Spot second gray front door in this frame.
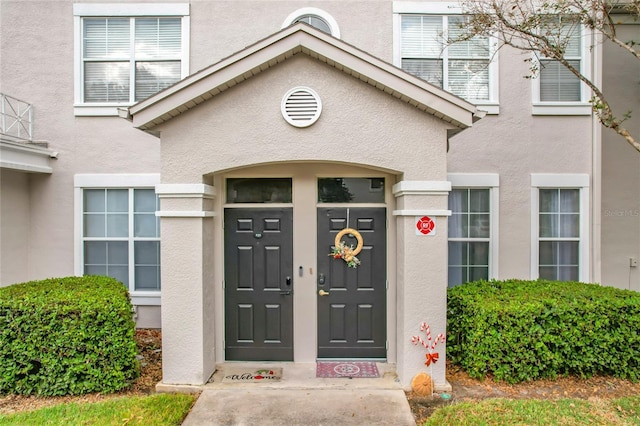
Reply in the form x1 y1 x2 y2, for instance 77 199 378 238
316 207 387 358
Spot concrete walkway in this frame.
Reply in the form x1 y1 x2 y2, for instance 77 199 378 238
161 363 417 425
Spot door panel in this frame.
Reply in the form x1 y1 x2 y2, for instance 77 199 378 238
317 208 387 358
224 208 293 361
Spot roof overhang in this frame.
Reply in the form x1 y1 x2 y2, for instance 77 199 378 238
126 23 482 133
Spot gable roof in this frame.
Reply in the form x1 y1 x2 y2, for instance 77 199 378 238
126 23 483 132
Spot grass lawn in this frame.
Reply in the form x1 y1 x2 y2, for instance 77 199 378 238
425 395 640 425
0 393 196 426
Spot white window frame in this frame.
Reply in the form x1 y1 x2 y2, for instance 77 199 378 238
448 173 500 284
530 173 590 281
74 173 161 305
73 3 190 117
531 23 592 115
393 2 500 114
282 7 341 38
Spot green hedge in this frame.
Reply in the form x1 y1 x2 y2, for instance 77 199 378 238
447 279 640 383
0 276 139 396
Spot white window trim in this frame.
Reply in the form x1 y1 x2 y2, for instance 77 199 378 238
392 2 500 114
73 3 190 116
530 173 590 281
282 7 341 38
448 173 500 281
74 173 161 305
531 25 593 115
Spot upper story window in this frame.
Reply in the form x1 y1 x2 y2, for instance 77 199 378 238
74 4 190 116
82 17 181 103
401 15 490 101
532 18 591 115
282 8 341 38
295 15 331 34
393 3 499 114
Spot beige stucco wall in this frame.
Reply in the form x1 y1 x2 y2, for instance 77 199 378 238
4 0 639 390
189 1 393 71
1 1 162 282
0 0 604 294
448 44 593 281
153 51 455 387
601 23 640 291
0 170 31 286
0 1 162 325
157 54 449 182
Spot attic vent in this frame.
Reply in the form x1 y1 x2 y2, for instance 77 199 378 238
281 87 322 127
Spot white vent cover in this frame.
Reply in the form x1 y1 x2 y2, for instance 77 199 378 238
281 87 322 127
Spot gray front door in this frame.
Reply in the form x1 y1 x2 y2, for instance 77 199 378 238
224 208 293 361
317 208 387 358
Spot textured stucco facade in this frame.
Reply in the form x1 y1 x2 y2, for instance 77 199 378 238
1 0 638 390
135 27 468 387
601 23 640 292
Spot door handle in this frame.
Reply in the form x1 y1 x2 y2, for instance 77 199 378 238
318 289 330 296
281 276 292 295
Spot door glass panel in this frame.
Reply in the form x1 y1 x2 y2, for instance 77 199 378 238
226 178 292 203
317 178 385 203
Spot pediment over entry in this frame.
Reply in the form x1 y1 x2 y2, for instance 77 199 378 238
125 23 483 133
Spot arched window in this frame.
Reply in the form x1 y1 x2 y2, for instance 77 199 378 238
294 14 331 34
282 8 340 38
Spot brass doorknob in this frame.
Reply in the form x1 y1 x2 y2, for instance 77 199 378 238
318 289 330 296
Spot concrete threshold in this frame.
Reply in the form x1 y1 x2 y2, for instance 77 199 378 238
156 362 451 394
166 362 417 426
157 362 403 393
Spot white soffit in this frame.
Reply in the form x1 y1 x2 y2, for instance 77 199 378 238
127 24 480 132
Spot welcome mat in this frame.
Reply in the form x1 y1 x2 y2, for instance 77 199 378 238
222 367 282 383
316 361 379 378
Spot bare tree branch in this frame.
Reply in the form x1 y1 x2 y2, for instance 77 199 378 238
458 0 640 153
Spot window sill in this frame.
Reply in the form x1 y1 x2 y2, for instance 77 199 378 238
474 103 499 115
131 294 161 306
74 104 132 117
532 103 592 116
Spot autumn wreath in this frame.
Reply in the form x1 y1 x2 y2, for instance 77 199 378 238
329 228 363 268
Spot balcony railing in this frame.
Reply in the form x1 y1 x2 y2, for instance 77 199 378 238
1 93 33 141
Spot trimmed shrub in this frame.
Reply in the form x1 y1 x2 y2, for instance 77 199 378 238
447 279 640 383
0 276 139 395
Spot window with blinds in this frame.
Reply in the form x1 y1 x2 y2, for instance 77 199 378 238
400 15 491 102
539 20 582 102
82 17 182 103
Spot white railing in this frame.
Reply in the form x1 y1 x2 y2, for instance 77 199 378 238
1 93 33 141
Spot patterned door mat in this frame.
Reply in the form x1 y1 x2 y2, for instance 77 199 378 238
221 367 282 383
316 361 380 378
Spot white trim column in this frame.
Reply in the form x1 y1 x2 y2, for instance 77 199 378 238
392 181 451 390
156 183 217 385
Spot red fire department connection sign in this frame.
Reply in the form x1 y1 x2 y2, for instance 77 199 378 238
415 216 436 236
